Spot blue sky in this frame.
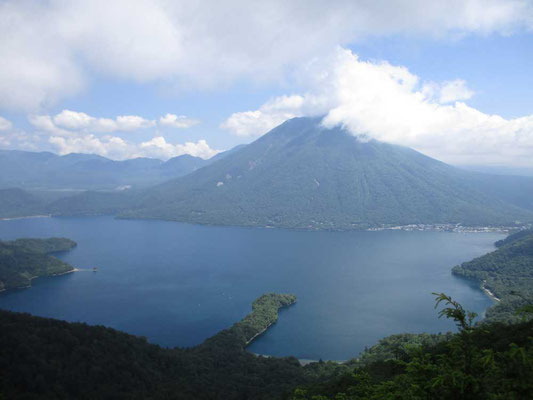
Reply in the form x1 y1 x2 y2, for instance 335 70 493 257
0 1 532 166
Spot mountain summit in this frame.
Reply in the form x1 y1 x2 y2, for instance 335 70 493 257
125 117 533 229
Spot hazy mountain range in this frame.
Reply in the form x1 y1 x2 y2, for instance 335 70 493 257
2 117 533 228
0 145 244 191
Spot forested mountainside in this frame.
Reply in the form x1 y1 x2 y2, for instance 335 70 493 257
0 238 76 291
3 118 533 229
453 229 533 323
0 188 46 218
124 117 533 229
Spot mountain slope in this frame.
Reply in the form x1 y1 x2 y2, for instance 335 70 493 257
124 117 533 229
0 188 47 218
0 150 213 190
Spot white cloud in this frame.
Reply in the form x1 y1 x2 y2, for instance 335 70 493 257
0 116 12 130
159 113 200 129
438 80 474 103
0 130 43 151
47 134 218 160
115 115 156 131
53 110 94 130
1 0 532 111
48 134 131 159
28 114 72 136
51 110 155 133
220 95 330 137
139 137 218 159
23 109 217 160
222 48 533 167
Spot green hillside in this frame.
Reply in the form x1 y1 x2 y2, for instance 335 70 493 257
453 229 533 323
0 238 76 290
124 117 533 229
0 188 47 218
0 294 344 399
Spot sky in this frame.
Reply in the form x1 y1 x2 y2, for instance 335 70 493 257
0 0 532 167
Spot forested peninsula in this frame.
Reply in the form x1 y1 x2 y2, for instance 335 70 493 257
453 229 533 322
0 292 347 399
0 238 76 291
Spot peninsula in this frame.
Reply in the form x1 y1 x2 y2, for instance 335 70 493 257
204 293 297 349
452 229 533 323
0 237 77 291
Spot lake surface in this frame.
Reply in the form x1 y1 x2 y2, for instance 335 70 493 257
0 216 502 360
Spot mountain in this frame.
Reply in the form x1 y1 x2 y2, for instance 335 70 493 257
123 117 533 229
0 188 47 218
0 149 232 190
0 145 248 218
460 165 533 177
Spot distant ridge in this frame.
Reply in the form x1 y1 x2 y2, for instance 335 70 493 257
123 117 533 229
0 146 244 191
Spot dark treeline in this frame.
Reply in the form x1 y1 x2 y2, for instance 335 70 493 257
0 294 344 399
289 294 533 400
1 293 532 399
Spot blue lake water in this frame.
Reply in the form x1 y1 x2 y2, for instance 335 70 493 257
0 216 502 360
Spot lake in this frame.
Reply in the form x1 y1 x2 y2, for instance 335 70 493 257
0 216 502 360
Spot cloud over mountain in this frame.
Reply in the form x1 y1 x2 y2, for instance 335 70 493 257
222 49 533 167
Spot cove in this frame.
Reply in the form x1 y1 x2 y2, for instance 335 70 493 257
0 216 502 360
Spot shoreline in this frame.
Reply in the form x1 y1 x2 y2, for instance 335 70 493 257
117 215 530 233
0 214 51 221
481 280 501 302
252 353 345 366
245 322 273 346
3 213 528 235
52 268 79 276
4 268 80 291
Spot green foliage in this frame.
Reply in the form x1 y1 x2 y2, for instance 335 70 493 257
452 230 533 322
495 229 533 247
433 292 477 331
289 295 533 400
351 332 452 367
0 238 76 290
